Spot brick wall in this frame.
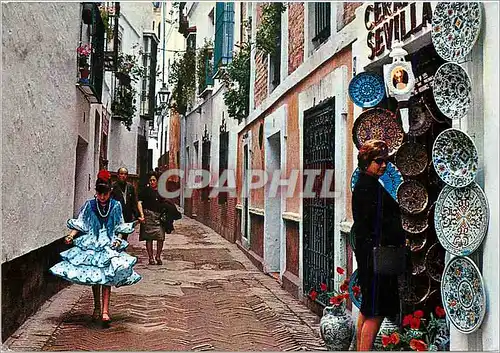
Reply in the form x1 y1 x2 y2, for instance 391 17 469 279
287 3 304 75
196 196 238 244
253 4 268 108
343 2 362 27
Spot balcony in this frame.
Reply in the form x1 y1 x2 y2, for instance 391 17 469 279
198 47 214 97
140 31 159 121
76 2 106 103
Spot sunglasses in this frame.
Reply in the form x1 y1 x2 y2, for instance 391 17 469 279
373 158 388 165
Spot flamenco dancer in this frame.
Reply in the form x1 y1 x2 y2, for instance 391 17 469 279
50 170 141 326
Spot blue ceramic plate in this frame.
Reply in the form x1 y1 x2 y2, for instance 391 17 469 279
348 72 386 108
349 269 362 309
350 162 404 202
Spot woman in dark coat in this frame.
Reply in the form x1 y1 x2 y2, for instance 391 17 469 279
351 140 406 351
137 171 180 265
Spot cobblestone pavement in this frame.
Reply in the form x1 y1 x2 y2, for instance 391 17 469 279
4 216 326 351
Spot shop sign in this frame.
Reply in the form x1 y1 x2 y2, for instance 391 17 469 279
365 2 433 60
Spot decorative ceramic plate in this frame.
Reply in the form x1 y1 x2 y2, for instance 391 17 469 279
350 162 404 202
348 269 362 309
433 63 472 120
435 182 489 256
412 250 427 276
432 2 482 62
399 274 431 305
353 108 404 156
441 256 486 334
402 213 429 234
397 180 428 214
432 128 478 188
408 100 433 137
407 231 428 252
395 142 429 176
425 243 446 282
349 72 386 108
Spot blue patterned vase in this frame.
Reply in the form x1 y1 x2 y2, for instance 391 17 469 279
319 304 354 351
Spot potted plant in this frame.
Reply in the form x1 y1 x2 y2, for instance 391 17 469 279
378 306 449 351
309 267 356 351
77 44 92 84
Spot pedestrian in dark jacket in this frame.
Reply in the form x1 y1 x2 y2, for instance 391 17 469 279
351 140 406 351
111 167 139 241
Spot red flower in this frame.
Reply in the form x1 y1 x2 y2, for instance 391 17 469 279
97 170 111 181
409 339 428 351
309 289 318 301
413 310 425 319
320 283 327 292
435 306 446 318
336 267 345 275
389 332 400 345
352 285 361 296
340 283 348 292
410 317 421 330
329 295 343 306
381 335 391 347
402 314 413 327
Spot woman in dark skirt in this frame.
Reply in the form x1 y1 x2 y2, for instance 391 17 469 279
137 171 179 265
351 140 406 351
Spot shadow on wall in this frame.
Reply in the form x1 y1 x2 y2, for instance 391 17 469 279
1 238 71 342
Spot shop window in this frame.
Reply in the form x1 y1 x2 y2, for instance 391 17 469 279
213 2 234 76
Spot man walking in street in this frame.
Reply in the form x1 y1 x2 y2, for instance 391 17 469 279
112 167 139 241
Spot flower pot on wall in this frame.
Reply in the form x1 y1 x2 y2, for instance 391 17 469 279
319 304 354 351
79 67 90 84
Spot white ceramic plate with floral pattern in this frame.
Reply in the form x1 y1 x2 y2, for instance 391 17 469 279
435 182 489 256
432 128 478 188
432 2 482 62
433 63 472 120
441 256 486 334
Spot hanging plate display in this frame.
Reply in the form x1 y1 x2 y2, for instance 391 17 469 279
407 231 428 252
348 269 362 309
408 100 433 137
433 63 472 120
348 72 386 108
402 213 429 234
435 182 489 256
441 256 486 334
395 142 429 176
425 243 446 283
431 2 482 63
353 108 404 156
432 128 478 188
399 274 432 305
412 250 427 276
350 162 404 202
397 180 428 214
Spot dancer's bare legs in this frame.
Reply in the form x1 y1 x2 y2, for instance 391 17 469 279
358 316 383 351
92 285 101 320
101 285 111 322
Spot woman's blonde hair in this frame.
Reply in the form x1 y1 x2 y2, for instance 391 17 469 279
357 139 389 171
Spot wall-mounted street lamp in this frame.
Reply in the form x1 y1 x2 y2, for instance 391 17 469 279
383 40 415 133
158 83 171 107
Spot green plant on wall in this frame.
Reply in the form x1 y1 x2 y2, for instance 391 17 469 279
197 39 213 94
99 6 114 42
255 2 286 55
169 47 196 115
112 50 144 130
222 42 251 123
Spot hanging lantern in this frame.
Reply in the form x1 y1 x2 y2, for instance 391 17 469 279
383 41 415 133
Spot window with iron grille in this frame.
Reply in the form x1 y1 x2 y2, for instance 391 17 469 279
312 2 331 47
213 2 234 76
218 118 229 204
140 33 158 120
269 11 282 92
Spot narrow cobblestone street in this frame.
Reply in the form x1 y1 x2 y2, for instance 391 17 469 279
4 217 325 351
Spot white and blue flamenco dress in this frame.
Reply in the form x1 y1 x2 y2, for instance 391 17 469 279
50 198 141 287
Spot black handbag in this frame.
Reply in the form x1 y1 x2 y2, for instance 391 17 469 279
372 185 407 275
